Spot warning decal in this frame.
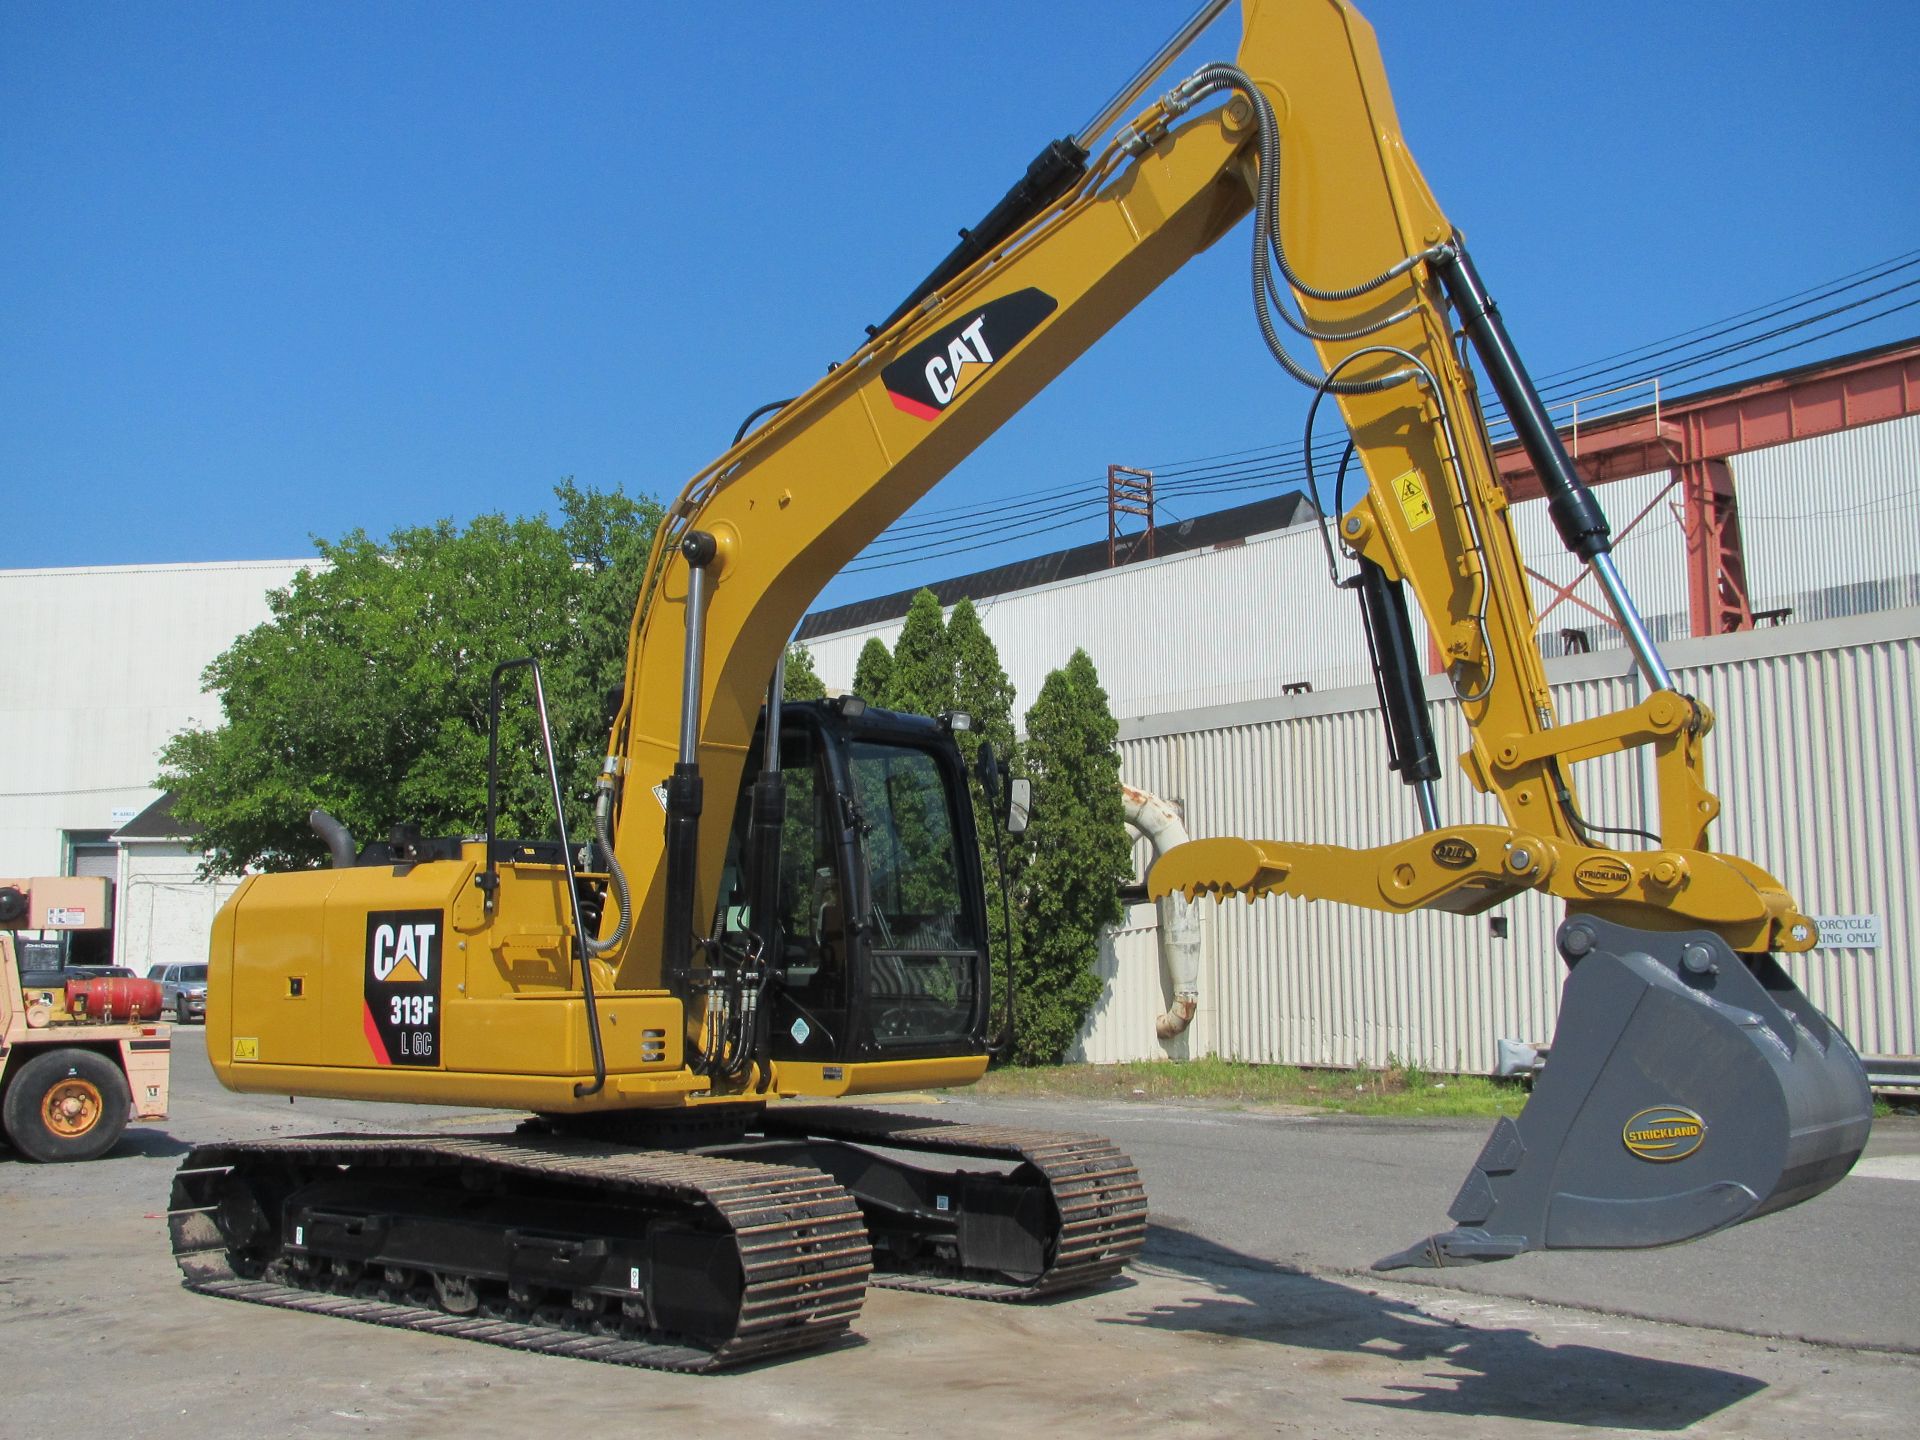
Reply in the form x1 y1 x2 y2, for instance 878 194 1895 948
1392 470 1436 531
363 909 443 1067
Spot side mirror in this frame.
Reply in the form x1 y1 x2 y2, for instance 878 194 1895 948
1006 777 1031 836
974 741 1001 803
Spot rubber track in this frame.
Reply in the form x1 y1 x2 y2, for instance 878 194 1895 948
169 1134 871 1372
756 1107 1147 1299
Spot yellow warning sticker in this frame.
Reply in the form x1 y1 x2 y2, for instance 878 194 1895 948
232 1036 260 1062
1393 470 1436 531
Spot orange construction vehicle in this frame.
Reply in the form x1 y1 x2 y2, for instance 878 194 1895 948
3 876 171 1162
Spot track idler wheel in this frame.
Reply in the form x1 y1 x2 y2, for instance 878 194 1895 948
1377 916 1872 1270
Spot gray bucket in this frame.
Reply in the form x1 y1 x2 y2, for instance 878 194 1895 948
1377 915 1873 1270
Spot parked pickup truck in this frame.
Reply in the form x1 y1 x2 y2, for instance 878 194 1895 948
149 962 208 1024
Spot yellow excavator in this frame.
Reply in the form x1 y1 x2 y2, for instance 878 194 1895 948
170 0 1872 1368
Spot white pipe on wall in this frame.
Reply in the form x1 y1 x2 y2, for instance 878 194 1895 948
1122 784 1202 1039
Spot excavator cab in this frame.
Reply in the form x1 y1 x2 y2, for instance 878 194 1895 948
710 701 993 1069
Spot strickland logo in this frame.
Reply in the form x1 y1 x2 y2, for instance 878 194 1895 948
882 288 1058 420
1622 1105 1707 1162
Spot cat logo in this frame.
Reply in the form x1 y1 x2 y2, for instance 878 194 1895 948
924 316 994 405
370 918 437 984
363 909 444 1068
882 288 1057 420
1623 1106 1707 1162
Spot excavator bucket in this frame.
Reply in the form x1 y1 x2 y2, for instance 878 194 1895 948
1376 916 1872 1270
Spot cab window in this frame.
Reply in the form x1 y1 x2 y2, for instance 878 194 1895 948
846 741 978 1043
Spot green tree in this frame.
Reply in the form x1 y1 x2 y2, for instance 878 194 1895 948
1013 649 1130 1064
782 642 827 702
947 599 1016 773
883 588 953 714
851 636 894 704
947 598 1024 1054
160 483 662 874
554 477 665 703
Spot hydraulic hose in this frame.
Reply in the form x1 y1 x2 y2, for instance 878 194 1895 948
582 777 631 959
1302 344 1499 706
1160 63 1440 394
732 397 796 447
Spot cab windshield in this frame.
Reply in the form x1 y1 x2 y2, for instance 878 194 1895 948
711 724 983 1056
846 740 978 1044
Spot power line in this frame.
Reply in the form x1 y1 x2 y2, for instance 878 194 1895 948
845 505 1115 573
1522 250 1920 397
1635 294 1920 392
843 250 1920 580
855 494 1107 561
1494 271 1920 430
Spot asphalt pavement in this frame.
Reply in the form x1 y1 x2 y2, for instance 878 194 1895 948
918 1091 1920 1353
2 1032 1914 1439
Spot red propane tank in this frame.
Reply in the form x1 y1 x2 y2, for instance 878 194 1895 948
65 976 164 1023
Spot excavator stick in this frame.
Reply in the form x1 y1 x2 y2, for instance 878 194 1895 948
1376 916 1872 1270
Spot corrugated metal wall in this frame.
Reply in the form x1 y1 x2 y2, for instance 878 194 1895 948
1733 412 1920 621
1081 607 1920 1071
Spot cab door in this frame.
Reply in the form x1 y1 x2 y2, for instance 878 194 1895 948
711 719 853 1063
836 736 987 1060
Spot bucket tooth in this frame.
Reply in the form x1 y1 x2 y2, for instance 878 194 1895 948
1374 1228 1526 1271
1447 1170 1497 1227
1377 917 1872 1272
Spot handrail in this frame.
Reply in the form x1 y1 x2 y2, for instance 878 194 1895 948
481 657 608 1099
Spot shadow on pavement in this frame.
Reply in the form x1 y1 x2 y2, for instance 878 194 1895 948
1114 1223 1764 1431
118 1126 196 1158
0 1125 194 1164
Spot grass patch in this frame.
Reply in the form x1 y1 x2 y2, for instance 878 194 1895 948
955 1058 1528 1118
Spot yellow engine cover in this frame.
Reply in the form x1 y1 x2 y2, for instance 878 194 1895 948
208 849 695 1112
207 846 987 1113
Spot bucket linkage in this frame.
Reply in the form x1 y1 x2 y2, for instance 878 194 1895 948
1377 915 1872 1270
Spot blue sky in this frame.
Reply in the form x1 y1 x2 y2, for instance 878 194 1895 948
5 1 1917 613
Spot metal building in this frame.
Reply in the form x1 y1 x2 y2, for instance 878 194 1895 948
802 412 1920 720
0 558 305 886
112 791 250 977
802 499 1379 717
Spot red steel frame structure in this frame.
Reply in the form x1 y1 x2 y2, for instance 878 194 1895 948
1493 337 1920 639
